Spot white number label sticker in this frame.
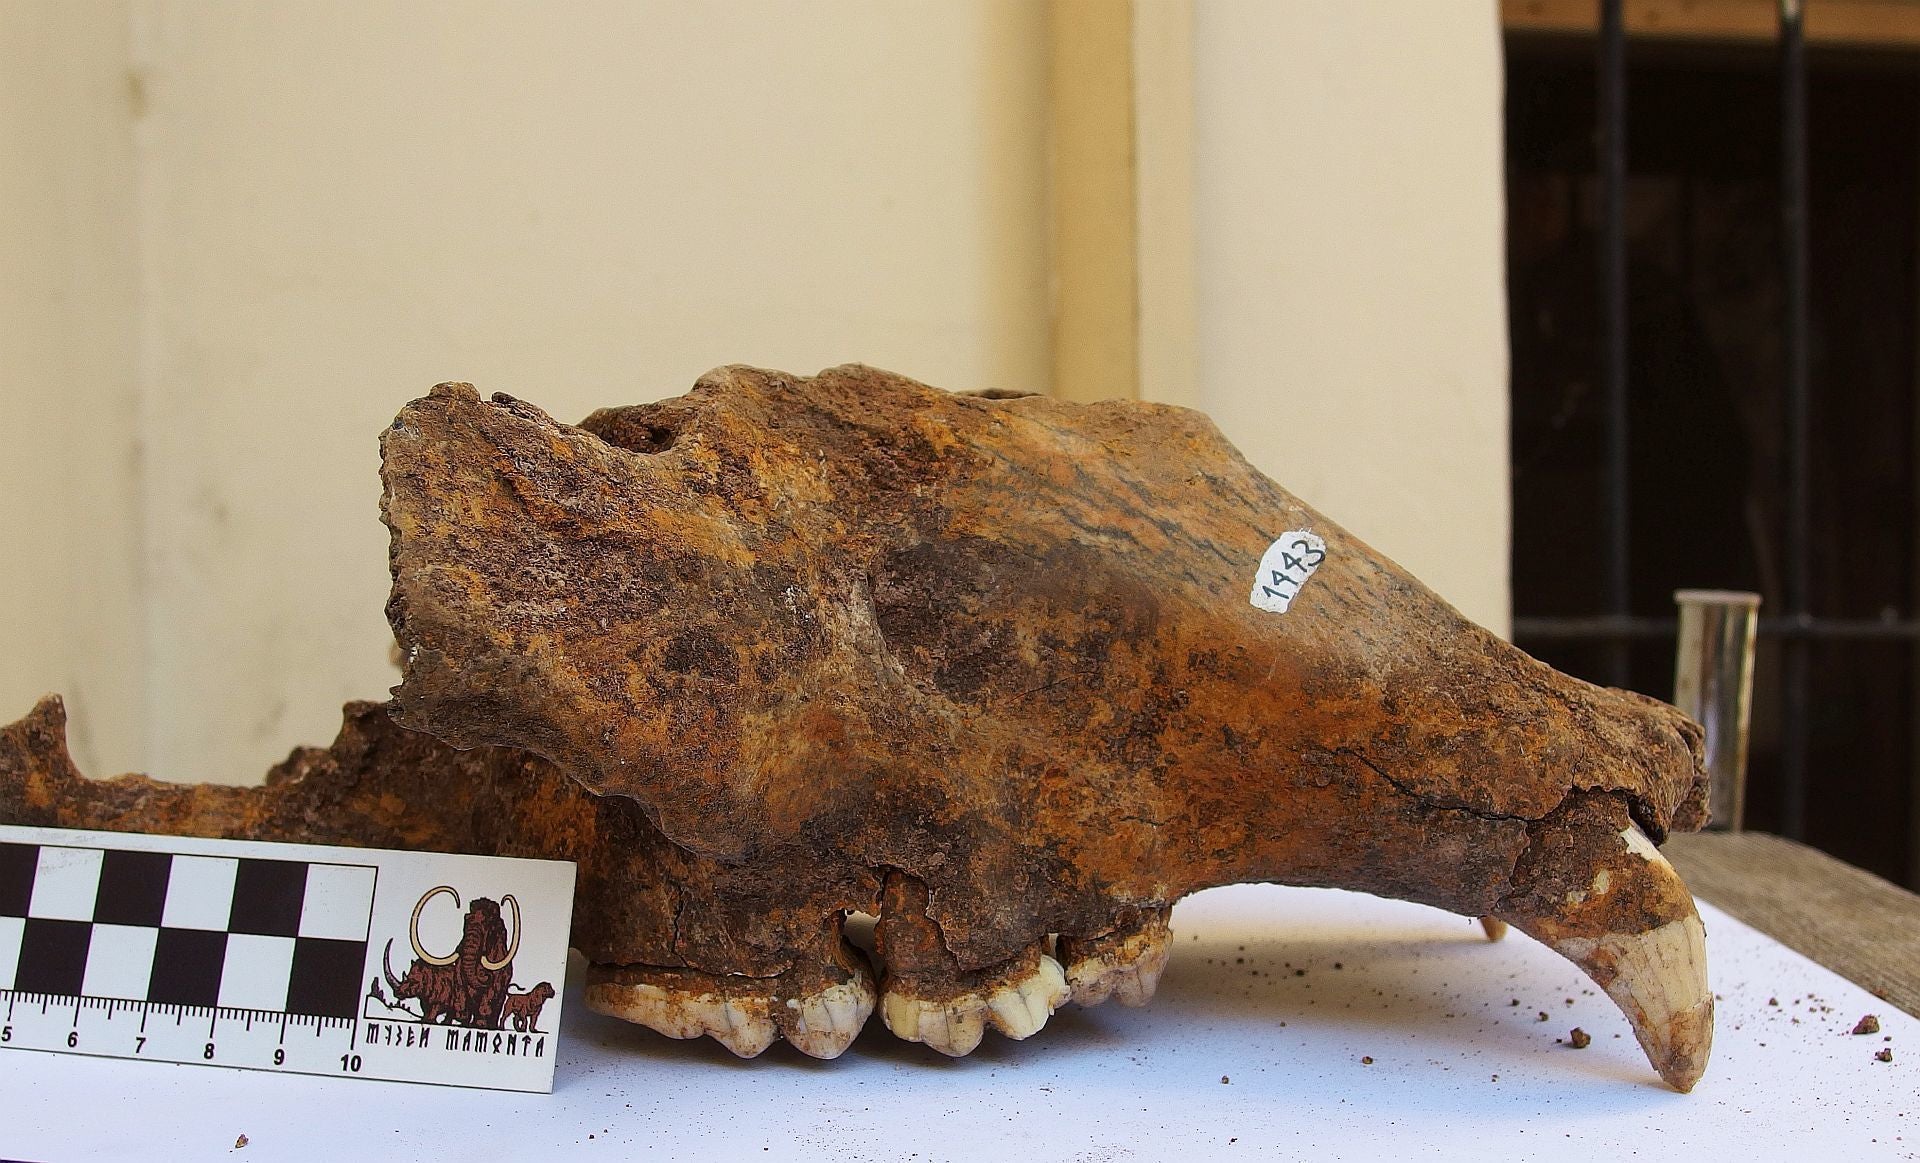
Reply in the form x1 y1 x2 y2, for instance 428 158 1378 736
1249 531 1327 615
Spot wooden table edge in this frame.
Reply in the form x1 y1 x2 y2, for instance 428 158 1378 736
1666 831 1920 1019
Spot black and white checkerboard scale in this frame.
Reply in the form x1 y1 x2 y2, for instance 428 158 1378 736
0 839 377 1073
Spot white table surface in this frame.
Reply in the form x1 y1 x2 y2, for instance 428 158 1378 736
3 883 1912 1161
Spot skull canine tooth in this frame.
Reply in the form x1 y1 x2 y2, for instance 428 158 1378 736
1553 913 1712 1093
1496 804 1714 1092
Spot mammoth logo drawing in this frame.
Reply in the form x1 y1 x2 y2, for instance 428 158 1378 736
371 885 554 1031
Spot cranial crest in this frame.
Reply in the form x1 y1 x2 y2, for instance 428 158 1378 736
0 364 1716 1090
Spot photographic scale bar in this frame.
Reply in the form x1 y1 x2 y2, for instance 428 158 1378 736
0 824 576 1093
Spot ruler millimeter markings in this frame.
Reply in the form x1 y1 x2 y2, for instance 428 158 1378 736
0 824 576 1092
4 993 357 1075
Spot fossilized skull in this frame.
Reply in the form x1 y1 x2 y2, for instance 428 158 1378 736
0 364 1714 1090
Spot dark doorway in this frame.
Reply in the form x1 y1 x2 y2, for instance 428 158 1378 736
1505 36 1920 887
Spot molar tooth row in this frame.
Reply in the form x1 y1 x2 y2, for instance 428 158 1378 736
879 953 1070 1056
584 979 779 1058
585 911 1163 1062
583 959 876 1060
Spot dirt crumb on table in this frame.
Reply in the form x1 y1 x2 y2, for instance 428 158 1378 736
1569 1028 1592 1049
1853 1015 1882 1036
1876 1049 1894 1063
233 1135 248 1150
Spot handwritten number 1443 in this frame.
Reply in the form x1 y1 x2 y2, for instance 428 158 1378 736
1261 538 1325 602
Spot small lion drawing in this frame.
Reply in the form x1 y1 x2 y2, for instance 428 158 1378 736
500 981 556 1032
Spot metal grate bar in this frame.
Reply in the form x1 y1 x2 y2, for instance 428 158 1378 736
1515 616 1920 642
1598 0 1632 688
1779 0 1813 840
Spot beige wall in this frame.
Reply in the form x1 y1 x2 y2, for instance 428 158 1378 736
2 0 1509 784
0 0 145 777
131 0 1050 782
1191 0 1511 632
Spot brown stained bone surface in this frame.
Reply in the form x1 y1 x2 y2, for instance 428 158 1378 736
0 364 1718 1087
0 698 665 969
364 363 1717 1089
0 697 875 1058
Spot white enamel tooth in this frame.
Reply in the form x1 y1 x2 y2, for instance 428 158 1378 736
584 980 678 1037
585 980 778 1058
1554 913 1711 1093
715 999 778 1058
1619 825 1663 862
783 976 875 1060
1118 944 1171 1007
920 1000 985 1056
1019 990 1049 1032
1095 968 1131 1007
1065 924 1171 1008
883 948 1072 1052
880 989 921 1040
973 955 1068 1040
1066 959 1117 1006
1544 832 1714 1093
824 988 865 1033
1071 975 1112 1006
946 1001 986 1056
988 984 1042 1039
881 988 987 1056
793 995 824 1033
1022 955 1070 1027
